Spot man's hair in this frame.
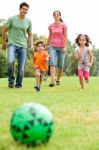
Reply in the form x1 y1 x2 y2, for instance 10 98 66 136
19 2 29 9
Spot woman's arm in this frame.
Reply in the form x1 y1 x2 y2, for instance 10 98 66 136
46 31 51 50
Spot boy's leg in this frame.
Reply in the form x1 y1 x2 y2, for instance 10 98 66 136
34 69 41 91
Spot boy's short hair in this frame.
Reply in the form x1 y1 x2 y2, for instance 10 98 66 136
35 41 45 48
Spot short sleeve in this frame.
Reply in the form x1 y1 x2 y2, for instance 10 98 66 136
27 20 32 32
48 24 52 31
63 23 67 30
5 17 12 29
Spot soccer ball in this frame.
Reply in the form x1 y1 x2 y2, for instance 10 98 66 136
10 103 54 146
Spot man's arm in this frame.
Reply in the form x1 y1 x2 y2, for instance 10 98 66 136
28 31 34 51
2 27 9 49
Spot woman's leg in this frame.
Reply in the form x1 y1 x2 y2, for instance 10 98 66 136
56 50 65 84
48 46 57 86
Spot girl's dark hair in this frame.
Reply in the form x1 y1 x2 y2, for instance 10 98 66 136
19 2 29 9
75 34 92 47
53 10 63 22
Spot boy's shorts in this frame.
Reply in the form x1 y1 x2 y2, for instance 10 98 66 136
35 68 45 77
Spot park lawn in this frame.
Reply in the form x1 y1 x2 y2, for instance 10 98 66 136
0 76 99 150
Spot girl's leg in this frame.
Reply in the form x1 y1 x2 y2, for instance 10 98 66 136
78 69 84 89
84 71 89 83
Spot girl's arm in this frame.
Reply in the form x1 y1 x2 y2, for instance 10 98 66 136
88 50 94 67
74 50 81 60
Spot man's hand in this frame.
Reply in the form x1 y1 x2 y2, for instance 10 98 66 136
2 41 6 49
30 45 34 53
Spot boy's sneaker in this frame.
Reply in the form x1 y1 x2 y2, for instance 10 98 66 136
36 87 40 91
34 86 40 91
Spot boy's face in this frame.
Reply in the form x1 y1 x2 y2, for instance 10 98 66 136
37 43 45 51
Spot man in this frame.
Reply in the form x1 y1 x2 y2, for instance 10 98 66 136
2 2 34 88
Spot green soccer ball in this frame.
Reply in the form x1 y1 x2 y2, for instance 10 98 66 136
10 103 54 146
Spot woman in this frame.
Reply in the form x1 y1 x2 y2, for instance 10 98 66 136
46 10 67 87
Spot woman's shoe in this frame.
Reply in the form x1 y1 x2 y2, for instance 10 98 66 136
49 83 55 87
56 80 60 85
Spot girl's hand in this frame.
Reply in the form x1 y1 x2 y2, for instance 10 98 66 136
88 63 92 67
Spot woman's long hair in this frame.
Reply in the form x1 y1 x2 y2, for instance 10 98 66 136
53 10 63 22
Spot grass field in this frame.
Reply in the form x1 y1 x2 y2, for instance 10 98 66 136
0 77 99 150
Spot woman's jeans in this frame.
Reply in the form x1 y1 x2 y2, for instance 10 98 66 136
48 46 65 69
7 44 27 87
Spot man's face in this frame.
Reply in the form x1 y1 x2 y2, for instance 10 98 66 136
20 6 29 16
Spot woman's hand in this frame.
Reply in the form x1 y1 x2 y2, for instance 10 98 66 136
62 48 66 54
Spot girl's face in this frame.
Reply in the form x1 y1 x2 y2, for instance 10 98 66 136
78 35 86 46
53 11 61 21
37 43 45 51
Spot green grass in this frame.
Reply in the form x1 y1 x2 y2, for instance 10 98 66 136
0 77 99 150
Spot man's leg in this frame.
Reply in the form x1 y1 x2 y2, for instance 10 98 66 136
15 47 27 88
7 45 16 88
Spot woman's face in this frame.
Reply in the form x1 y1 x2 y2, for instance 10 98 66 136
53 11 61 21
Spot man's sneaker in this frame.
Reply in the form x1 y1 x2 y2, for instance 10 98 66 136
8 82 14 88
15 85 22 88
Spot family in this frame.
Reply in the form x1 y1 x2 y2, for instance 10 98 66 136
2 2 94 90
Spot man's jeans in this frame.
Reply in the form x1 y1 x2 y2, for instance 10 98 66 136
7 44 27 87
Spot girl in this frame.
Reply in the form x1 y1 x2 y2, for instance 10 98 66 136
75 34 94 89
46 10 67 87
